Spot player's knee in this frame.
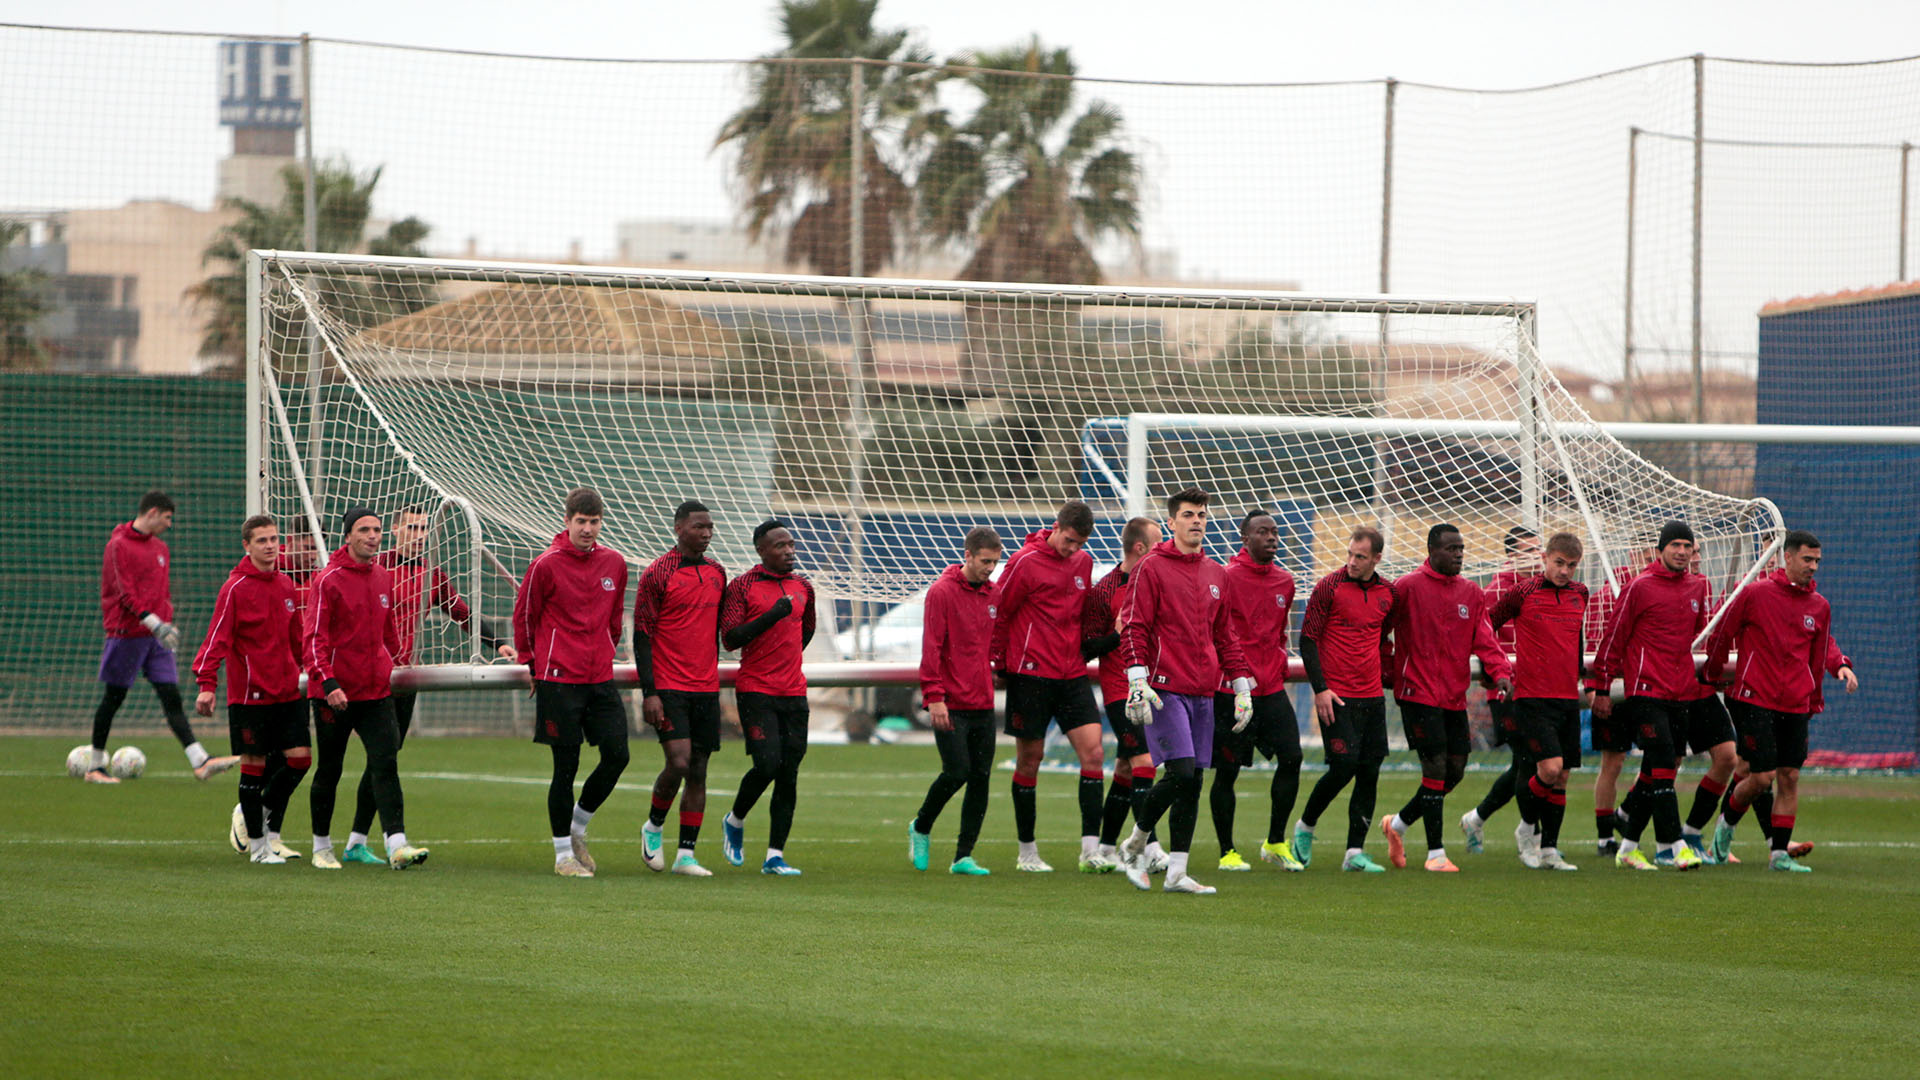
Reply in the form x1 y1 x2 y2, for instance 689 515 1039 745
1539 761 1566 787
1443 756 1467 791
1323 756 1356 782
601 742 631 772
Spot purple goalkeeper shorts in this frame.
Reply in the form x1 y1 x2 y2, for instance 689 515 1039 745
98 636 177 689
1145 692 1213 766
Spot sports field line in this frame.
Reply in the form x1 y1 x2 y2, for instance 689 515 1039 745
9 832 1920 849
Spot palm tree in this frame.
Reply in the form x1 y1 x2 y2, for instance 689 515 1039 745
0 219 51 371
188 160 433 370
714 0 935 277
916 39 1142 284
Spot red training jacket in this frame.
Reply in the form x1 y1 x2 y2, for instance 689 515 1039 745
1221 549 1294 695
1584 561 1708 701
990 529 1094 681
304 548 400 702
1704 569 1851 715
100 521 172 637
633 548 727 693
1488 574 1588 700
919 564 998 710
379 554 474 666
1300 567 1396 699
193 557 303 705
512 533 628 685
722 565 816 697
1485 564 1530 649
1388 560 1512 710
1121 540 1250 697
1082 567 1132 706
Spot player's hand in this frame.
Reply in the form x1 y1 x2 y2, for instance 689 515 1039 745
642 693 666 730
1231 689 1254 733
1590 693 1611 720
928 701 952 732
194 690 214 717
1313 688 1343 727
325 688 348 710
768 595 795 621
1579 688 1595 709
1125 673 1160 727
1493 677 1513 703
142 613 180 652
1839 666 1858 693
496 644 518 662
1113 612 1124 634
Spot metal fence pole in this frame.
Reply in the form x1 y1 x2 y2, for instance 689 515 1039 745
847 61 872 672
1689 54 1705 485
299 33 326 528
1623 126 1639 421
1901 141 1912 281
1372 77 1396 547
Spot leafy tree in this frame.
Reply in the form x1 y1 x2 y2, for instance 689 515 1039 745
0 219 51 371
715 0 935 276
188 160 433 372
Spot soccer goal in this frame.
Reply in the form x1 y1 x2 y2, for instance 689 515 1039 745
246 251 1784 685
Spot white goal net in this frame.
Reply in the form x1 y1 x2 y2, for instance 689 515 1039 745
250 251 1782 668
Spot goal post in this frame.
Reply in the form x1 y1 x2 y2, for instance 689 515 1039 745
249 250 1790 684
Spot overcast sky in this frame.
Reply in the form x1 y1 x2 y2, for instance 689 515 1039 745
13 0 1920 87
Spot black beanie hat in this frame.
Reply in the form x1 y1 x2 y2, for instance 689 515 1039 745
341 506 378 540
1657 520 1694 550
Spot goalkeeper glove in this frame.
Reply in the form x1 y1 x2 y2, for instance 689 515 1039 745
1230 678 1255 733
1124 667 1161 727
141 613 180 652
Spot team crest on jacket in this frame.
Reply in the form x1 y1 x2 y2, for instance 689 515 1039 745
988 605 997 618
1074 576 1086 589
284 598 296 612
1275 594 1286 606
157 555 167 567
378 594 390 609
1209 584 1220 599
1457 603 1470 619
1802 614 1816 630
600 576 615 591
1691 599 1700 612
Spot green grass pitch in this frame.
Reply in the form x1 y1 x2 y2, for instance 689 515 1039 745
4 735 1918 1079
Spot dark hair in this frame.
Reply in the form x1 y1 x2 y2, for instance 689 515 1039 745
564 487 605 520
964 525 1003 555
753 518 791 545
1242 508 1276 528
399 504 429 519
241 514 276 543
674 500 710 524
1783 529 1821 553
1120 515 1158 556
1503 525 1538 555
1165 487 1209 517
1055 500 1095 537
1427 522 1462 550
138 491 175 515
1350 526 1384 555
1544 531 1583 559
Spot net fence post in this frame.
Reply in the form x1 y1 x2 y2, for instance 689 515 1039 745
299 35 325 527
1901 141 1911 282
1689 53 1705 486
1623 125 1639 421
1374 77 1397 547
245 250 264 518
847 59 871 670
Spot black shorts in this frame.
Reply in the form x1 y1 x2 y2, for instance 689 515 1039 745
1680 694 1735 756
1621 696 1686 757
1590 700 1637 754
1397 700 1471 758
1729 700 1811 773
228 699 310 756
532 680 629 749
651 689 722 754
1319 695 1388 765
1105 700 1149 760
1210 691 1302 769
1513 698 1582 771
1004 674 1098 740
739 692 809 768
1489 698 1517 748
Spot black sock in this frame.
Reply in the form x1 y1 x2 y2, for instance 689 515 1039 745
1649 770 1681 846
1543 787 1567 849
732 767 773 822
1167 769 1202 854
1770 812 1795 852
1268 757 1301 845
1595 805 1616 841
1210 763 1240 856
577 742 628 815
1421 784 1447 853
152 683 197 749
1078 768 1104 839
679 810 702 852
1347 762 1380 851
1301 759 1356 830
1100 773 1133 846
1129 766 1156 833
768 756 802 851
916 773 965 835
956 771 989 861
1752 790 1777 841
1396 785 1427 827
351 764 379 838
261 757 307 834
238 764 267 840
1138 773 1182 834
1621 778 1653 843
1516 772 1540 826
1475 763 1517 820
1688 776 1727 832
1011 774 1037 844
548 745 580 837
91 685 128 753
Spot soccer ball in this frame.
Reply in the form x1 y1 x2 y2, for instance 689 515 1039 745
109 746 147 780
66 745 93 778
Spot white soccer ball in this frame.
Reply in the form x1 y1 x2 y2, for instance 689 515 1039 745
109 746 147 780
66 745 93 778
